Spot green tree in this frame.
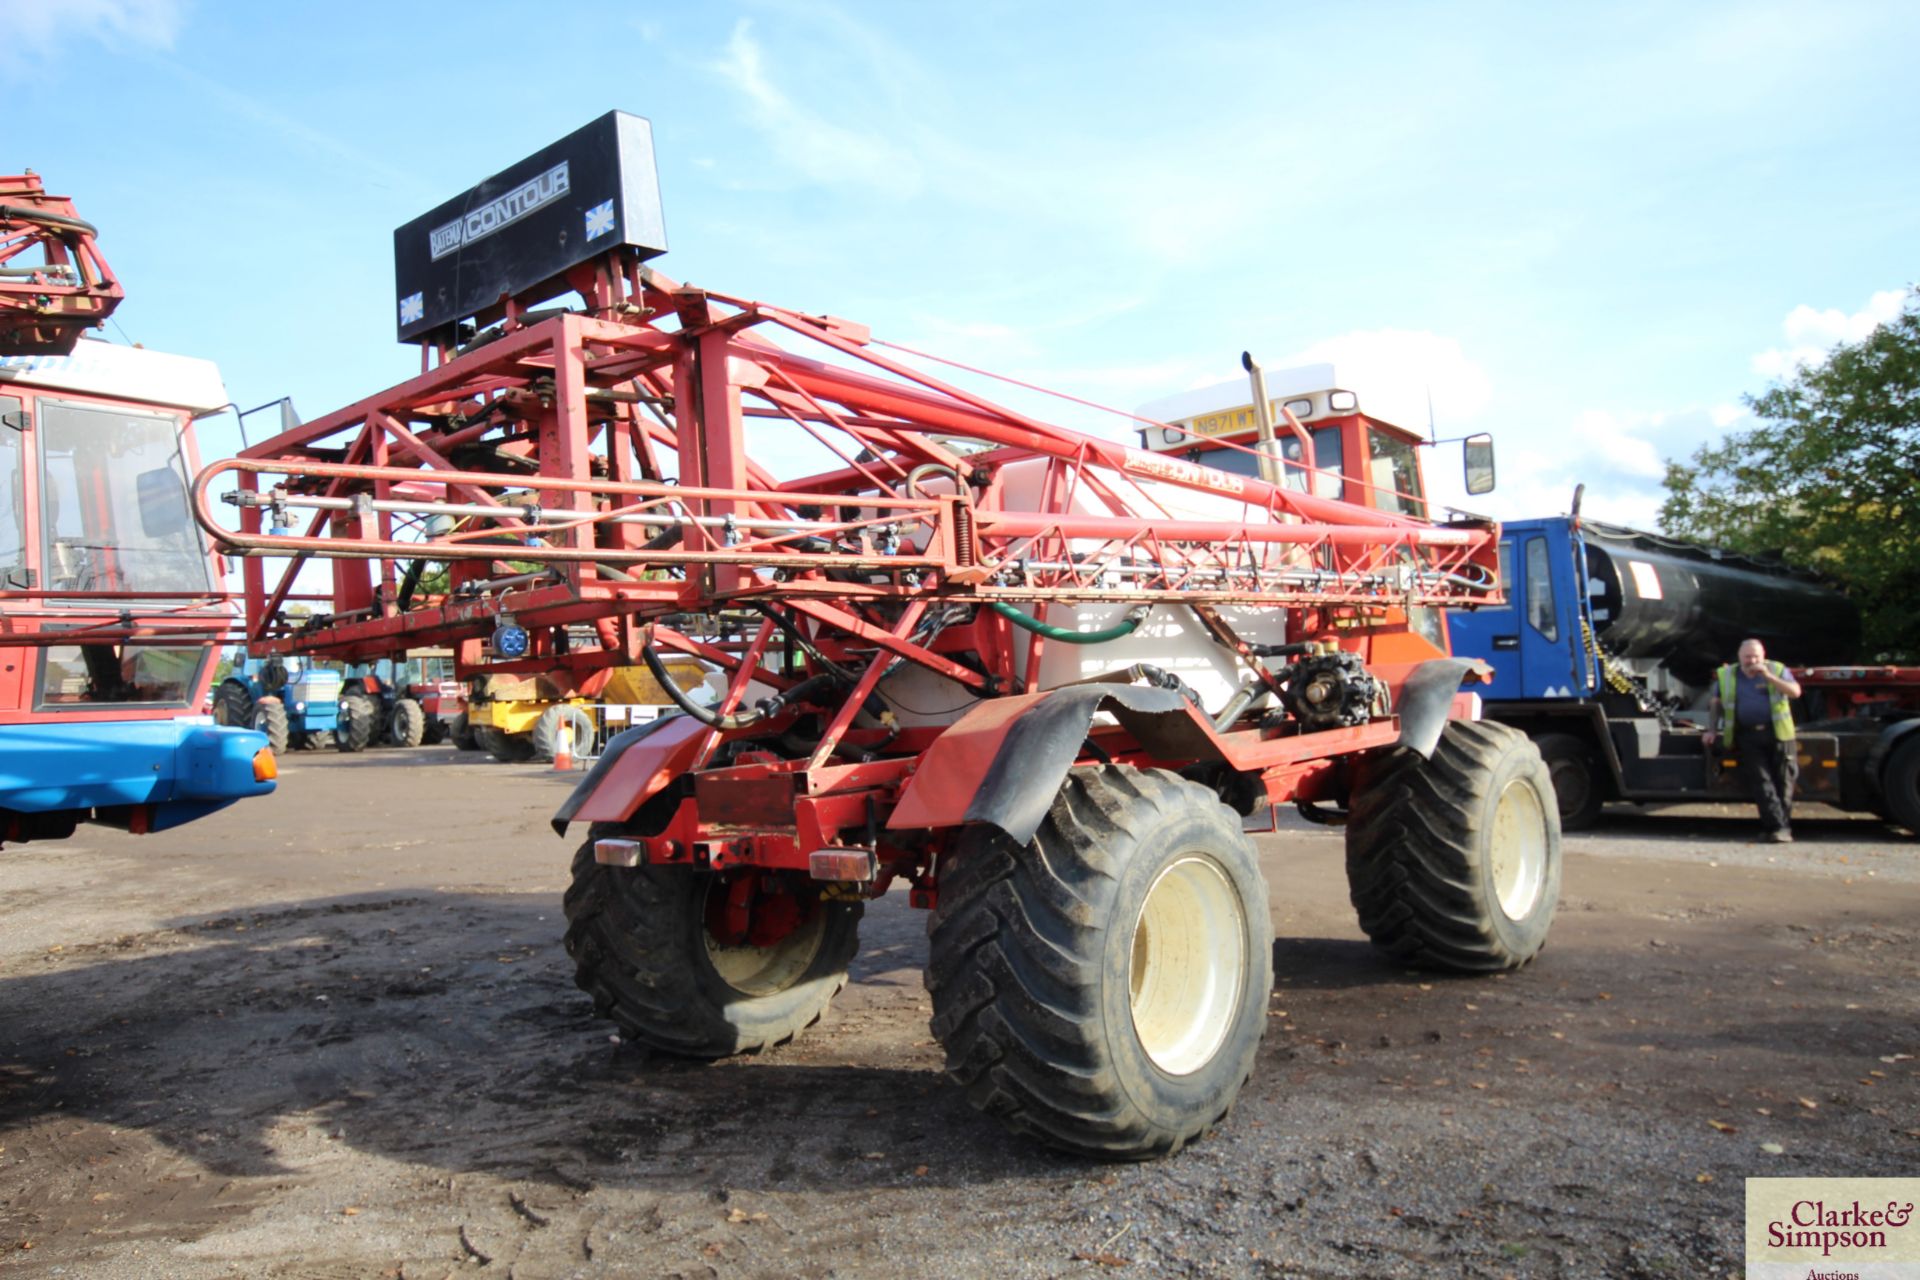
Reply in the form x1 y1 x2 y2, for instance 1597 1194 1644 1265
1660 289 1920 661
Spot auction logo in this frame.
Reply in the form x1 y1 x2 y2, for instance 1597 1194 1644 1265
1748 1178 1920 1278
429 162 571 261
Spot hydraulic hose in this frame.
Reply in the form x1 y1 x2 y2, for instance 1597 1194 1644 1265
990 601 1150 645
644 643 761 730
642 644 844 731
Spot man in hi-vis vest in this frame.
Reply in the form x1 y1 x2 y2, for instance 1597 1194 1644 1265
1705 638 1802 843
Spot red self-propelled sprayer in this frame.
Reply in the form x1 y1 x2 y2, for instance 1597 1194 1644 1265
193 113 1560 1159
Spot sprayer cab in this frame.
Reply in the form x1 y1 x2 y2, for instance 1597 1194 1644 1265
1134 363 1496 514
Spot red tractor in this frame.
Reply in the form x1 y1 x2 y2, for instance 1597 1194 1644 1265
2 173 275 848
193 114 1560 1158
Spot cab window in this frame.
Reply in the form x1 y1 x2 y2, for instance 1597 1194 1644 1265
38 399 212 601
1366 427 1427 518
1 397 23 586
1523 536 1557 641
37 641 206 709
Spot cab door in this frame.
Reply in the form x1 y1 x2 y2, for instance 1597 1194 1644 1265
1447 527 1576 700
1447 538 1525 699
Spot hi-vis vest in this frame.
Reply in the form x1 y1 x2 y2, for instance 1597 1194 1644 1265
1717 660 1795 742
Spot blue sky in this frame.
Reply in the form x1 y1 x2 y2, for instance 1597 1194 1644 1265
8 0 1916 526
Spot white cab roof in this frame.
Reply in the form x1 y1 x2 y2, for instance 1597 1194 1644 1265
1135 362 1345 424
0 338 229 416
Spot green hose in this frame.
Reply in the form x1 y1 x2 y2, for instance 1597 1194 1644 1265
989 601 1148 645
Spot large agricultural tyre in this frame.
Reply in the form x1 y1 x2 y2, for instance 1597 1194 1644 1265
563 823 863 1056
211 677 254 727
421 717 449 747
296 729 335 751
1533 732 1606 831
389 697 427 748
250 697 290 754
926 766 1273 1160
1880 735 1920 834
1346 720 1562 972
474 723 535 763
531 704 597 762
335 693 377 753
450 712 480 752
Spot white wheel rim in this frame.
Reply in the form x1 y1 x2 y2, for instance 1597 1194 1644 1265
1128 856 1246 1076
1489 777 1549 920
702 883 827 997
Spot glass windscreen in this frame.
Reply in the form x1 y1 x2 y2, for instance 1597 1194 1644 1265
38 398 213 601
1192 425 1344 498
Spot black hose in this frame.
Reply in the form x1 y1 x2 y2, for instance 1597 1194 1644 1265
0 204 98 236
642 644 844 731
644 643 761 730
1246 641 1318 659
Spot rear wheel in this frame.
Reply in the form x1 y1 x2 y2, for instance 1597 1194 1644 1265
927 766 1273 1159
1534 732 1605 831
336 694 377 753
475 723 534 763
250 697 289 754
389 697 426 748
1881 735 1920 834
211 678 254 727
532 704 596 762
1346 720 1561 972
564 825 862 1056
296 729 335 751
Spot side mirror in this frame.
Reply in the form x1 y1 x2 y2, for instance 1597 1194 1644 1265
136 465 193 538
1463 433 1496 496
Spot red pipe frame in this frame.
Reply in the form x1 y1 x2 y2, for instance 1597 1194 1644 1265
193 260 1505 874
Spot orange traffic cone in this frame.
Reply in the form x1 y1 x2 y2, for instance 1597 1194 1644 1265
553 720 574 771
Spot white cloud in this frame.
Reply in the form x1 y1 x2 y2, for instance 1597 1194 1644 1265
1569 409 1666 479
708 19 925 196
1280 329 1494 433
1750 288 1906 379
1709 402 1745 428
0 0 182 69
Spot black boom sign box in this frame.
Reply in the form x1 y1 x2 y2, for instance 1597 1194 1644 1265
392 111 668 344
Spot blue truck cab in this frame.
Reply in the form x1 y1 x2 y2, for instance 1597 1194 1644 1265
1446 514 1866 827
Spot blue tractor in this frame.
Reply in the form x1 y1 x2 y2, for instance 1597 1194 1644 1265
210 656 343 753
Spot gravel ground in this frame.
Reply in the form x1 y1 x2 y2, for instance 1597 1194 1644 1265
2 749 1915 1278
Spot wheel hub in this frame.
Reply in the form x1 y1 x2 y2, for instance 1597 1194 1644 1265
702 871 826 996
1489 778 1549 920
1128 855 1246 1076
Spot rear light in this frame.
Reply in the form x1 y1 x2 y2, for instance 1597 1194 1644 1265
809 847 877 882
253 749 278 782
594 837 645 867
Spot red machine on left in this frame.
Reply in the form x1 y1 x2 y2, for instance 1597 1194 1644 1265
0 173 276 848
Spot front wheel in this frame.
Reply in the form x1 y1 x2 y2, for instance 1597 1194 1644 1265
389 697 426 747
1346 720 1562 972
563 827 862 1056
336 694 377 753
250 697 290 754
450 712 480 752
211 678 254 727
927 766 1273 1160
